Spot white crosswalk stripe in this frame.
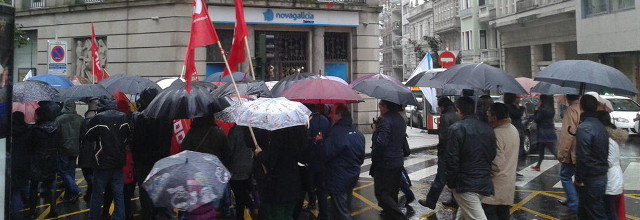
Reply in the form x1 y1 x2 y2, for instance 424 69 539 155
360 155 437 179
624 162 640 191
516 160 559 187
408 164 439 181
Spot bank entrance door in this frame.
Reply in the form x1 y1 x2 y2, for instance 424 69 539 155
255 31 308 81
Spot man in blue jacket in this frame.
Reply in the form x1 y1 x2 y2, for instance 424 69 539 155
315 104 365 220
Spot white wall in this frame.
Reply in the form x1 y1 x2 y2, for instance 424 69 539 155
576 0 640 54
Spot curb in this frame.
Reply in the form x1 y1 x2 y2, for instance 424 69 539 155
364 144 438 158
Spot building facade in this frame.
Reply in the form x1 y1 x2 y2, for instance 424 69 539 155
576 0 639 91
433 0 460 52
458 0 498 65
402 0 433 79
13 0 382 132
380 0 403 80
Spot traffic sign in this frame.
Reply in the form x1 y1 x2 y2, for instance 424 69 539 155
438 51 456 68
47 40 68 75
51 46 65 62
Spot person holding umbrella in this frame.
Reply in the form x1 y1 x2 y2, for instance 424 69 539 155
370 100 409 220
557 94 581 214
25 107 62 219
54 99 85 203
85 97 131 220
503 93 525 157
531 95 559 171
301 104 331 219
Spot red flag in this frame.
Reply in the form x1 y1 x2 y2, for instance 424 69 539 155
223 0 249 77
188 0 219 49
90 23 107 82
185 0 220 91
184 46 197 92
170 119 192 155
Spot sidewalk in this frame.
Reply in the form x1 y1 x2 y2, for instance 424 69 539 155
364 126 439 157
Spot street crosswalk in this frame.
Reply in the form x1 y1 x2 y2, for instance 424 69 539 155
360 154 640 191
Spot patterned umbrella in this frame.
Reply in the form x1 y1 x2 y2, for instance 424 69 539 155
28 74 74 89
99 74 161 95
231 97 311 131
12 80 60 103
143 151 231 211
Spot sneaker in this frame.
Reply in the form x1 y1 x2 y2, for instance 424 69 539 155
442 200 458 208
532 167 541 171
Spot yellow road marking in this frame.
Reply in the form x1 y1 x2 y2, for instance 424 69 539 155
350 206 374 216
352 191 382 211
510 191 539 214
628 215 640 220
419 210 437 218
519 206 559 220
539 192 566 200
353 182 374 191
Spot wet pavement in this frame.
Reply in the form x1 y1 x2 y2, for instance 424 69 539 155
20 133 640 219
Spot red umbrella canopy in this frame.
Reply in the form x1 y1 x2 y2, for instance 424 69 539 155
515 77 539 94
281 79 364 104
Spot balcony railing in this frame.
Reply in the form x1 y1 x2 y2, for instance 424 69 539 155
516 0 537 13
458 8 472 18
31 0 44 8
434 19 461 33
480 49 500 61
83 0 104 3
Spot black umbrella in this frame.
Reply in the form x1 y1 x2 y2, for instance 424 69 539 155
169 80 218 94
530 82 579 95
429 63 528 94
13 80 60 103
59 84 113 102
352 79 419 106
533 60 638 95
143 84 228 120
99 74 161 95
213 81 272 98
270 73 319 97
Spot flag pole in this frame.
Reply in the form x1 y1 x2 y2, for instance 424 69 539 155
216 42 262 154
243 36 256 80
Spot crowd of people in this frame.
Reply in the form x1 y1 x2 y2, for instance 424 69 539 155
8 87 628 220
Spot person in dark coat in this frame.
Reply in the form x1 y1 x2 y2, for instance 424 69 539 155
255 125 306 220
226 125 258 220
79 110 97 203
370 100 408 220
54 100 84 202
575 95 609 219
298 104 331 219
26 107 63 219
445 97 497 219
10 112 30 219
85 97 131 220
131 87 173 219
315 104 365 220
504 93 525 157
420 97 459 209
475 95 494 123
181 115 229 160
532 95 558 171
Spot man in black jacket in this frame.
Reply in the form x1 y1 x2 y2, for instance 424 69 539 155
131 88 173 219
420 97 459 208
445 97 496 220
85 97 131 220
370 100 408 220
575 95 609 219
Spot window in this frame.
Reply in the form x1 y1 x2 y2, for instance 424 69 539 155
479 0 485 6
613 0 634 10
584 0 609 15
480 30 487 49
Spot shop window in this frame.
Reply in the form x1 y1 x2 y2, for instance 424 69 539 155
324 32 349 62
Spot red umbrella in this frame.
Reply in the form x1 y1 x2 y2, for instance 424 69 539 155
281 79 363 104
515 77 538 94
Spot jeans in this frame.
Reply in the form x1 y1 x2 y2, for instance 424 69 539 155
535 142 558 168
373 166 406 220
399 168 414 204
328 192 354 220
452 191 487 220
90 169 125 220
560 163 579 212
578 177 607 220
482 204 510 220
425 159 448 208
11 186 29 219
58 155 81 197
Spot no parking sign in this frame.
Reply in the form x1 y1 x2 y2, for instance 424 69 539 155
47 40 68 75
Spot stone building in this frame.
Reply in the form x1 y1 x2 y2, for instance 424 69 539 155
402 0 433 78
380 0 403 79
433 0 459 52
13 0 382 132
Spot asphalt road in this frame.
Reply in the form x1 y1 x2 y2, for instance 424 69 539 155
20 134 640 219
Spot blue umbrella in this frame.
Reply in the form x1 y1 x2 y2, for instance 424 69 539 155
28 74 74 89
204 72 253 83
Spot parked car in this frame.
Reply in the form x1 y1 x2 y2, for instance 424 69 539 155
603 95 640 133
